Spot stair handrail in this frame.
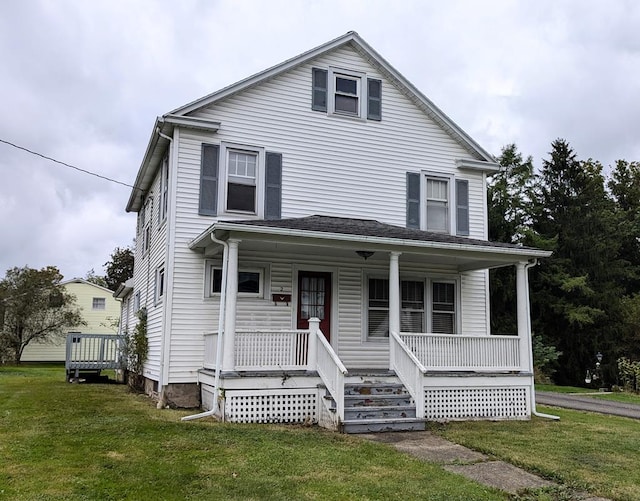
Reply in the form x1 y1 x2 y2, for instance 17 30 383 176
390 330 427 419
309 318 347 422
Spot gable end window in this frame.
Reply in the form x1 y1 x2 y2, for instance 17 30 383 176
92 297 106 310
311 67 381 121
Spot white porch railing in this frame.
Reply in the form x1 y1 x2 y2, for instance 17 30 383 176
400 333 521 371
390 331 426 418
315 328 347 421
203 332 218 370
203 330 310 371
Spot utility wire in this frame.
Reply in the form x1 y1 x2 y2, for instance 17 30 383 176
0 137 140 191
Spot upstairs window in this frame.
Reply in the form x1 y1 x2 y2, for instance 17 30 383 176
312 67 382 121
158 155 169 224
334 74 360 115
406 173 469 236
426 178 449 233
155 266 165 304
92 297 106 310
227 150 257 212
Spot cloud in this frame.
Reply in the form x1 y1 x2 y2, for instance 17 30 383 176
0 0 638 279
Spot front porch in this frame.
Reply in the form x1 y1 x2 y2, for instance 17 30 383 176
198 321 533 431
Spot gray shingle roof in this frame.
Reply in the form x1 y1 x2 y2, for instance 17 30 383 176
227 215 534 251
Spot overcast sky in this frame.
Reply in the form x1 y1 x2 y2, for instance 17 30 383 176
1 0 638 284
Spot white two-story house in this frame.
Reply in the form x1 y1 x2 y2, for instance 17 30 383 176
123 32 551 433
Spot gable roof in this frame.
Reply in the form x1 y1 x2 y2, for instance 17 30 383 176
172 31 496 163
62 278 115 294
126 31 498 213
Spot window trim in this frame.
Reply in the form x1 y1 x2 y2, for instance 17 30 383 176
422 173 453 234
205 260 269 299
155 266 165 305
328 67 366 119
218 143 265 217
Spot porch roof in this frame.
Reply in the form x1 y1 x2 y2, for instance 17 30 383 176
189 215 551 271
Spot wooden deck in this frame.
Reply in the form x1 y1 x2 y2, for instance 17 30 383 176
65 333 124 380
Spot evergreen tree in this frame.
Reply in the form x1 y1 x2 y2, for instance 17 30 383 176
530 139 624 384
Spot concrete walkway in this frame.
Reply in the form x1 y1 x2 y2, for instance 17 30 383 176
536 391 640 419
361 431 609 500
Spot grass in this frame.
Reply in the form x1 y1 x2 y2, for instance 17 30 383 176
431 407 640 501
0 366 506 501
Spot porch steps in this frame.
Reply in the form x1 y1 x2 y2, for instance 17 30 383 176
338 382 425 434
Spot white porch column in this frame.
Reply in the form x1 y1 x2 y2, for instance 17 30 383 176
222 239 240 372
516 261 533 373
389 251 401 334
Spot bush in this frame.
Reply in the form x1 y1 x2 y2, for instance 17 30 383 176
617 357 640 392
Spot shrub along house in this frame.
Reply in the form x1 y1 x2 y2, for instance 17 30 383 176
124 32 551 432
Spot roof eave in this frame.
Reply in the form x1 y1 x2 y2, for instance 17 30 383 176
189 221 552 262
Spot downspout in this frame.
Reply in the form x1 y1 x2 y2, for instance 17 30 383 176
182 232 228 421
157 125 174 409
525 259 560 421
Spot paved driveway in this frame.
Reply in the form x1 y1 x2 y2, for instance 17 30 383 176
536 391 640 419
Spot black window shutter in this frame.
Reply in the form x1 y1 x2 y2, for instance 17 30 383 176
456 179 469 236
406 172 420 229
312 68 328 112
367 78 382 120
199 144 219 216
265 152 282 220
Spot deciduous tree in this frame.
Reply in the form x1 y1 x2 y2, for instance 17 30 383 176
0 266 85 364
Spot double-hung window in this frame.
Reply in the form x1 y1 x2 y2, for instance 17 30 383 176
426 177 449 233
334 73 360 115
366 277 457 338
406 173 469 235
227 150 257 212
312 67 382 120
431 282 456 334
158 155 169 224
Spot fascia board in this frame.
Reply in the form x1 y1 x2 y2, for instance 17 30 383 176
456 158 500 173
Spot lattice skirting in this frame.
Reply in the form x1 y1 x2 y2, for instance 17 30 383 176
224 388 318 424
425 386 530 421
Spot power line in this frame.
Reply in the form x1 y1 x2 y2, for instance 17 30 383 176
0 137 140 190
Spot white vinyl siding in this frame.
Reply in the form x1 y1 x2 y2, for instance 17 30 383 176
149 43 491 382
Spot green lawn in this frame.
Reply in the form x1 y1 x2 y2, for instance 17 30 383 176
0 366 505 501
431 407 640 501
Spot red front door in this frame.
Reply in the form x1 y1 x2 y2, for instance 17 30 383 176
297 271 331 342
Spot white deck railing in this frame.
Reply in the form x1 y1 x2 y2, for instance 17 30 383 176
315 329 347 421
400 333 521 371
390 331 426 418
65 333 124 376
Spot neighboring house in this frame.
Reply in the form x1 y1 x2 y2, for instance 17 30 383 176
20 278 120 362
124 31 551 432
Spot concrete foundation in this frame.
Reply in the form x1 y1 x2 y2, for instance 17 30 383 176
162 382 201 409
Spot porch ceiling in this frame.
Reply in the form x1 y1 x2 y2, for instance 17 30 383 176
189 215 551 271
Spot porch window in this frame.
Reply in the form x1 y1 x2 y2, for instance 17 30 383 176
401 280 425 332
366 277 456 338
367 278 389 338
208 265 263 297
432 282 455 334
